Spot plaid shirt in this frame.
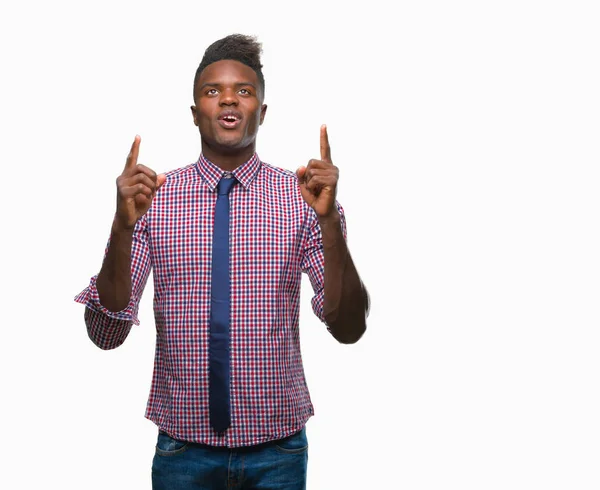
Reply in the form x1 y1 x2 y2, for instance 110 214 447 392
75 153 347 447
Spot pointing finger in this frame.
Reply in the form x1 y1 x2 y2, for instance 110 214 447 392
320 124 332 163
125 135 141 171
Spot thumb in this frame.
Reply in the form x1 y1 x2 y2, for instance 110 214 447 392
296 166 306 182
157 173 167 189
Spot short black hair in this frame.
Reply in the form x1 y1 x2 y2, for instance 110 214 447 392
193 34 265 100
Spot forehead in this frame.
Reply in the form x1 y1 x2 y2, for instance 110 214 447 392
197 59 259 86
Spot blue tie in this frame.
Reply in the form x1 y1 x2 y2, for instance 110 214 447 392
209 174 236 433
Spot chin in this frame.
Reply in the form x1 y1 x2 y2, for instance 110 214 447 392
216 137 244 150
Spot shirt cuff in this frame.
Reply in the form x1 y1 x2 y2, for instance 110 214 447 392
74 275 141 326
311 288 326 323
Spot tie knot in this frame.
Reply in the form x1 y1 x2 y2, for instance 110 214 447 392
217 175 236 195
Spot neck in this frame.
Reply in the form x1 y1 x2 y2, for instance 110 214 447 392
201 142 256 172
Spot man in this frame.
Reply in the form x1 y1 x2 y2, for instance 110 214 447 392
75 34 369 489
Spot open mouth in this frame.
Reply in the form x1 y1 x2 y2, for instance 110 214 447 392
218 111 242 129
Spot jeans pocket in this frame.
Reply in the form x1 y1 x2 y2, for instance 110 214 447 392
155 431 190 457
274 427 308 455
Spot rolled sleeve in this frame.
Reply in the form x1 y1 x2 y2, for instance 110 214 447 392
74 215 152 349
300 202 347 324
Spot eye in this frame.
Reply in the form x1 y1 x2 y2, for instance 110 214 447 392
238 88 252 96
206 88 219 96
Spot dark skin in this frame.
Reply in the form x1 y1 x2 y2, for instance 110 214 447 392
97 59 368 343
297 126 369 343
191 60 267 171
96 135 165 312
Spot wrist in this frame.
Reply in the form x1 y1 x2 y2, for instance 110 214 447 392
317 208 341 229
112 215 136 235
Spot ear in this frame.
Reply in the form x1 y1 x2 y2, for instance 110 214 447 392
190 105 199 127
259 104 268 125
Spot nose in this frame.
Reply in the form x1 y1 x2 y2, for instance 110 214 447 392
219 88 238 106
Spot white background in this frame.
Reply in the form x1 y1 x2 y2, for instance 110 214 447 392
1 0 599 488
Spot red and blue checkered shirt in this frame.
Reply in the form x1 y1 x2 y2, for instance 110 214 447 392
75 153 347 447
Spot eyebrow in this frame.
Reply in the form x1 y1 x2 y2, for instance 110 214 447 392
199 82 257 91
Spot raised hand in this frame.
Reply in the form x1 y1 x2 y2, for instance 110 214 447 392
115 135 166 230
296 125 339 218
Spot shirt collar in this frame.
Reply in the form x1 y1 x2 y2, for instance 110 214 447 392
196 153 261 192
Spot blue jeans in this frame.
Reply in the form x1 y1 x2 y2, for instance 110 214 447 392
152 427 308 490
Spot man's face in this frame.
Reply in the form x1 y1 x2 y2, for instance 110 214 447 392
191 59 267 154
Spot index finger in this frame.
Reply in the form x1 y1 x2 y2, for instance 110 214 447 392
320 124 332 163
125 135 141 170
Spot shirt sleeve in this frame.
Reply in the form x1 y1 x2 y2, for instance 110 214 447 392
74 215 152 349
300 202 347 324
